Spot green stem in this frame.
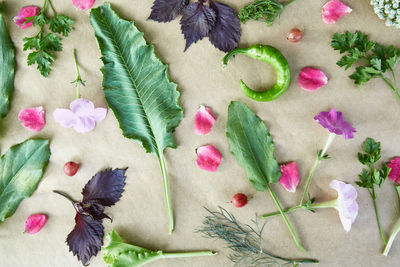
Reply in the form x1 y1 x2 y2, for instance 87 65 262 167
163 251 216 258
372 188 387 245
381 76 400 102
73 49 82 99
284 0 297 6
260 205 304 218
53 190 76 203
48 0 57 15
382 217 400 256
158 154 174 235
265 184 306 252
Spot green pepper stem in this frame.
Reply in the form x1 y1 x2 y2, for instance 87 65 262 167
158 153 174 235
382 217 400 256
163 251 216 258
266 184 306 252
222 48 250 66
371 188 387 245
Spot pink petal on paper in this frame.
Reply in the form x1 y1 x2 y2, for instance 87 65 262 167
72 0 96 10
279 162 300 192
73 117 96 133
70 98 95 116
196 145 222 172
18 107 46 132
388 157 400 184
13 6 41 29
24 214 47 234
322 0 352 24
53 108 77 128
92 108 107 121
298 67 328 91
194 105 216 135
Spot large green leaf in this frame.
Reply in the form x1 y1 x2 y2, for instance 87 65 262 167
0 2 15 119
226 101 281 191
0 139 51 222
89 3 183 234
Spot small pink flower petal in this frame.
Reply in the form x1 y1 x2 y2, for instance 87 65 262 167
330 180 358 232
298 67 328 91
194 105 216 135
73 117 96 133
388 157 400 184
72 0 96 10
18 107 46 132
70 98 95 116
24 214 47 234
196 145 222 172
13 6 40 29
92 108 107 121
279 162 300 192
53 108 77 128
322 0 352 24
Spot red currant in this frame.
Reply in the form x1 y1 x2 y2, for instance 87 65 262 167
287 28 303 43
64 161 79 176
232 193 248 208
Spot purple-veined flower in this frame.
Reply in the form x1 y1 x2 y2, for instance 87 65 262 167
314 109 356 139
14 6 40 29
53 98 107 133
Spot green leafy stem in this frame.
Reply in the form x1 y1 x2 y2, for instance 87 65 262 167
383 186 400 256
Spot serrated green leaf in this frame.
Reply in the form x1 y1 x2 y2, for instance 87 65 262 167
226 101 281 191
23 36 40 51
40 33 62 52
0 139 51 223
0 3 15 119
48 15 74 37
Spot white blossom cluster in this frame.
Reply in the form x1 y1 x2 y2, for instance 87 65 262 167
371 0 400 28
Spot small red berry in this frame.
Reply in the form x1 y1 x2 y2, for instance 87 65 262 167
232 193 248 208
287 28 303 43
64 161 79 176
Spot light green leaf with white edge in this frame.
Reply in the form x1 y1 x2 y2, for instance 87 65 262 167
226 101 281 191
0 139 51 222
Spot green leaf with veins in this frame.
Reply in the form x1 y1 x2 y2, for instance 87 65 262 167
238 0 284 26
90 3 183 234
48 15 74 37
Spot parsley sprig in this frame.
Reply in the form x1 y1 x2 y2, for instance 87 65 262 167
356 137 391 245
23 0 74 77
331 31 400 102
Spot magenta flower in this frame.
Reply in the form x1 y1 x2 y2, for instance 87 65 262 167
14 6 40 29
24 214 47 234
388 157 400 184
298 67 328 91
18 106 46 132
72 0 96 10
329 180 359 232
196 145 222 172
322 0 352 24
314 109 356 139
194 105 216 135
53 98 107 133
279 162 300 192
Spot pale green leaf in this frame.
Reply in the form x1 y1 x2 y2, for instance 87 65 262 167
0 2 16 119
226 101 281 191
0 139 51 222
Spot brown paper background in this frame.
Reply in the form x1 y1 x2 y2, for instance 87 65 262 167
1 0 400 266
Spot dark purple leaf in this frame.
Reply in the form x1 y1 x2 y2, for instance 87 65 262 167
208 1 241 52
66 213 104 265
180 2 216 51
82 168 127 207
148 0 189 22
77 200 112 221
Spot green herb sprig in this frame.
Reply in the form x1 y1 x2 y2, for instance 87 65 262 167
23 0 74 77
331 31 400 102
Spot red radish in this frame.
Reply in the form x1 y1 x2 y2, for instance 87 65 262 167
287 28 303 43
232 193 248 208
64 161 79 176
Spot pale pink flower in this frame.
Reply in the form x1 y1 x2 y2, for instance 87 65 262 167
24 214 47 234
322 0 352 24
196 145 222 172
14 6 40 29
72 0 96 10
388 157 400 184
298 67 328 91
194 105 216 135
18 107 46 132
279 162 300 192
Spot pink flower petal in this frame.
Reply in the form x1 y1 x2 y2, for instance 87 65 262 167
279 162 300 192
24 214 47 234
388 157 400 184
13 6 40 29
93 108 107 121
298 67 328 91
194 105 216 135
73 117 96 133
53 108 77 128
322 0 352 24
18 107 46 132
196 145 222 172
330 180 358 232
70 98 95 116
72 0 96 10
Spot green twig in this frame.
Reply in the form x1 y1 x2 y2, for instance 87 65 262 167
158 154 174 234
372 188 387 245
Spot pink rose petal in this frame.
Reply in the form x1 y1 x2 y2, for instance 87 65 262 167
388 157 400 184
72 0 96 10
24 214 47 234
196 145 222 172
298 67 328 91
18 107 46 132
13 6 40 29
194 105 216 135
322 0 352 24
279 162 300 192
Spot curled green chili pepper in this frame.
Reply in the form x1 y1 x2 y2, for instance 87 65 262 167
222 44 291 102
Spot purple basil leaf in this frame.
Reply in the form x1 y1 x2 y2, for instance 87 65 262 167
77 200 112 221
208 0 241 52
66 213 104 265
148 0 189 22
82 168 127 207
180 2 216 51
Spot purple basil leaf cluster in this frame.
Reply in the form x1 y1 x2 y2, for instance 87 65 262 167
54 168 127 265
149 0 241 52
